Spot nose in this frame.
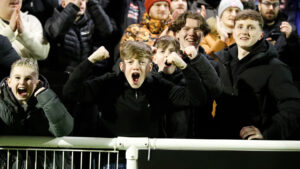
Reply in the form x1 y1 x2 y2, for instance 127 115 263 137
268 5 274 9
187 28 196 35
19 78 26 85
231 10 237 17
132 61 140 69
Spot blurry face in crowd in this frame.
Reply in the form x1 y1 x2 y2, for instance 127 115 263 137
233 19 263 50
170 0 187 14
7 66 39 105
0 0 22 20
221 7 241 28
153 44 177 74
258 0 280 23
149 1 170 20
176 18 204 50
62 0 87 16
120 58 153 89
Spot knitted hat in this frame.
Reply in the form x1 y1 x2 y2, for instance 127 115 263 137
218 0 244 17
144 0 171 14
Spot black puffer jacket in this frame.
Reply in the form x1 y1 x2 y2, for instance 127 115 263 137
44 0 112 73
0 75 74 136
214 40 300 140
0 76 74 169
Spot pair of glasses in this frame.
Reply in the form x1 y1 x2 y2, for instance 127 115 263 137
261 1 280 8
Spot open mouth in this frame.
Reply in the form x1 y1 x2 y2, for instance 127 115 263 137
165 61 172 67
17 87 27 97
132 72 140 85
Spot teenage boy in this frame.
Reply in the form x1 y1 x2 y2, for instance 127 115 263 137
170 11 222 138
152 35 220 138
63 41 207 137
214 9 300 140
0 58 74 168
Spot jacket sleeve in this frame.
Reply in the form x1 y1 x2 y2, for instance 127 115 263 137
87 0 113 37
200 35 226 56
1 14 50 60
190 53 222 98
63 59 110 103
0 35 20 71
36 89 74 137
44 4 79 39
167 65 207 107
263 63 300 139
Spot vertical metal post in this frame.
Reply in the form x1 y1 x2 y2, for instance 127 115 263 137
62 151 65 169
16 150 19 169
7 150 10 169
126 146 138 169
25 150 28 169
34 150 37 169
89 152 92 169
44 151 46 169
98 152 101 169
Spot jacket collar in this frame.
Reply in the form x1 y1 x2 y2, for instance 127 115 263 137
219 39 278 68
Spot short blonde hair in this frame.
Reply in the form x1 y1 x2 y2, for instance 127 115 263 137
120 41 152 60
10 58 39 77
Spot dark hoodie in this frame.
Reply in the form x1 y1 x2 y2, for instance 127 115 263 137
214 39 300 140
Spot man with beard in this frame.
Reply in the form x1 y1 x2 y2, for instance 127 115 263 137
258 0 300 89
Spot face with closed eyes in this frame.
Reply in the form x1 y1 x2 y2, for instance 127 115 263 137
153 44 177 74
120 58 153 89
7 66 39 104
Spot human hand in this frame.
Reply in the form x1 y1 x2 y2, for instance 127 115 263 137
196 5 206 19
9 9 18 32
172 9 184 21
216 16 228 42
240 126 263 140
182 46 197 60
34 81 46 97
166 52 187 70
88 46 110 63
280 22 292 38
16 11 24 34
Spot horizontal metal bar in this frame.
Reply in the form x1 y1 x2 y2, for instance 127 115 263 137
1 136 300 152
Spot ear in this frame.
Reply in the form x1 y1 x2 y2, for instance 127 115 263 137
152 47 157 62
261 32 264 39
61 0 66 8
6 78 11 88
36 80 41 86
148 62 153 72
119 61 124 72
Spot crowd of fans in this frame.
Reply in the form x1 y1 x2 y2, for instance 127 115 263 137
0 0 300 168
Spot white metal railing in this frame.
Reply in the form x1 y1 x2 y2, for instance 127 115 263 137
1 136 300 169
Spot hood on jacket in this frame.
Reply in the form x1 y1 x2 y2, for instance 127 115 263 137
218 39 279 68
